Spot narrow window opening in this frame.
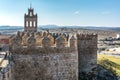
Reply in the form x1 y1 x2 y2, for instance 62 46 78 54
30 21 32 27
26 21 28 27
34 21 36 27
30 12 32 16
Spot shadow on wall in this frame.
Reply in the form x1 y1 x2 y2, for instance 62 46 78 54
0 48 2 51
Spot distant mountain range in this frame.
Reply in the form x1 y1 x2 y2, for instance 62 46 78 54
0 25 120 34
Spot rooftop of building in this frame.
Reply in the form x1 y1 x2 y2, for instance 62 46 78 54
0 52 7 65
0 35 12 39
0 51 11 74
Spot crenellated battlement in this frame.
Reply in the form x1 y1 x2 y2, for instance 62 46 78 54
10 31 77 48
77 33 97 40
10 31 98 50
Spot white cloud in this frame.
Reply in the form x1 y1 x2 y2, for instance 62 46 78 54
74 11 80 15
101 11 110 15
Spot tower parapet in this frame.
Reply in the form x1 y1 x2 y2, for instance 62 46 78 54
77 33 97 40
77 33 98 73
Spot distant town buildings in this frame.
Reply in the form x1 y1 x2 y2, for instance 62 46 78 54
0 35 11 51
116 34 120 39
0 35 11 45
0 52 12 80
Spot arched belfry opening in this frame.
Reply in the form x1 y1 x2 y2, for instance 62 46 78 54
24 5 37 32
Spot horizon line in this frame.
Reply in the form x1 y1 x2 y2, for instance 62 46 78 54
0 25 120 28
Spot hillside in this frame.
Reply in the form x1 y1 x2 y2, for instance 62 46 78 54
98 54 120 79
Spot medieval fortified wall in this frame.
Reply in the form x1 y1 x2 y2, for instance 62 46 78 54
9 6 98 80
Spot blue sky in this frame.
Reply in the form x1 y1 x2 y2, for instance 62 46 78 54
0 0 120 27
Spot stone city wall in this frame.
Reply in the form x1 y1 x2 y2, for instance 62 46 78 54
11 51 78 80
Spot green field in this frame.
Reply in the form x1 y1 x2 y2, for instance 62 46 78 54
98 54 120 76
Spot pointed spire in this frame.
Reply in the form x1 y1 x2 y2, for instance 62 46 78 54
30 0 32 9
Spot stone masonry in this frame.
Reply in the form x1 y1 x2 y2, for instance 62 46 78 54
9 6 98 80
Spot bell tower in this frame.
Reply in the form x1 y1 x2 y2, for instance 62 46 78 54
24 4 37 32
